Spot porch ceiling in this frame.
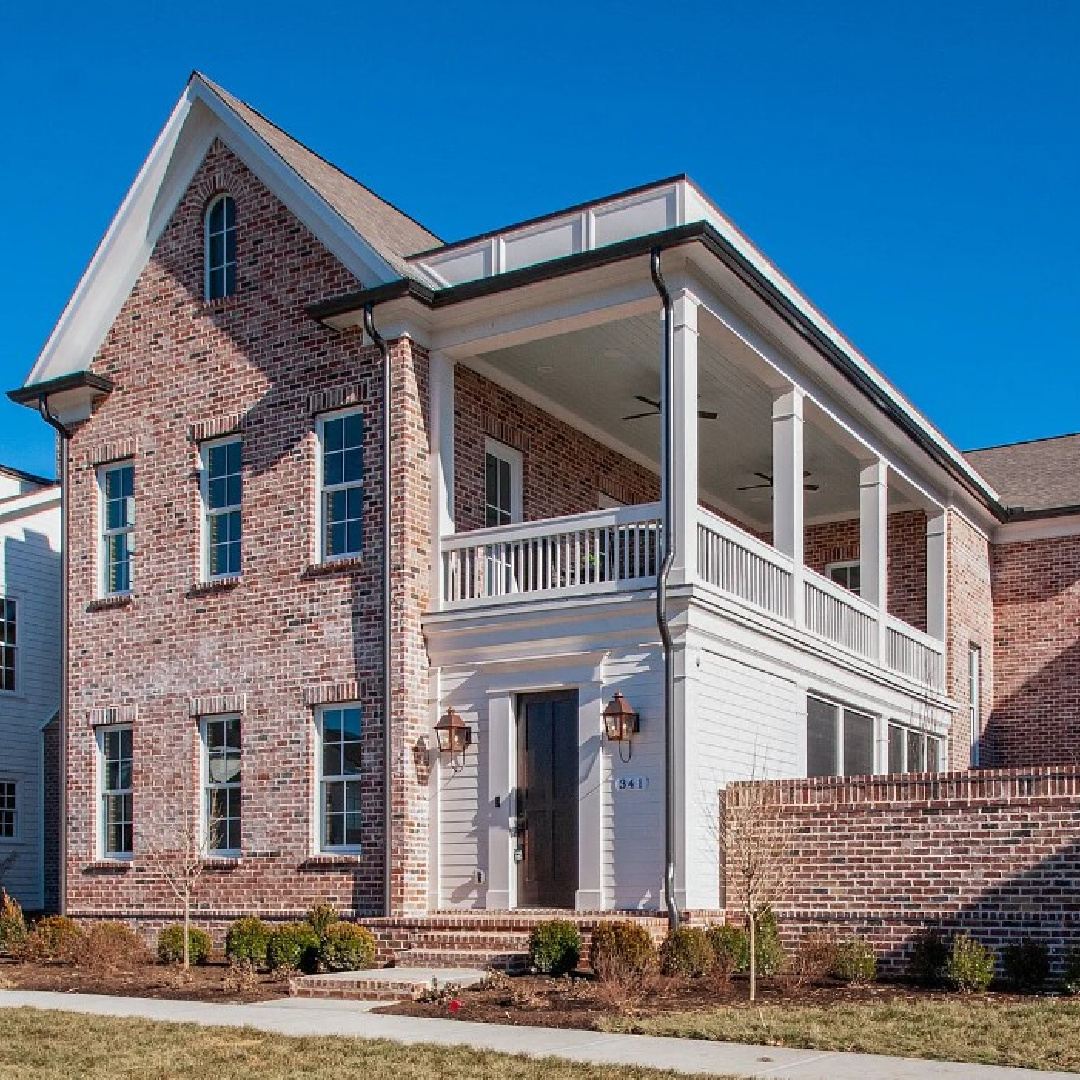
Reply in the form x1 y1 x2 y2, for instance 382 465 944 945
472 314 876 531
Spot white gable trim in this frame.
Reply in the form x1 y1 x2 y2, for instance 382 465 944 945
23 77 399 391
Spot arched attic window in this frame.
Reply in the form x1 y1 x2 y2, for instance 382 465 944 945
204 194 237 300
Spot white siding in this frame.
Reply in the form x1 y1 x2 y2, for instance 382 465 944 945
0 486 61 909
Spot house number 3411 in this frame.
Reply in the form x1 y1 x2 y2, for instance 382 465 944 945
616 776 650 791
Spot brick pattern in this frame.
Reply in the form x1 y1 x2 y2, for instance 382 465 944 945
945 510 994 768
64 139 392 920
42 716 61 914
721 768 1080 973
989 534 1080 766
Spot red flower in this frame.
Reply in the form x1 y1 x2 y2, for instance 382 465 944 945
448 998 462 1014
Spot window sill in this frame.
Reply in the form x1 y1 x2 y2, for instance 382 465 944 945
87 594 134 612
298 854 363 869
188 577 242 596
304 557 367 577
199 295 242 315
83 859 131 873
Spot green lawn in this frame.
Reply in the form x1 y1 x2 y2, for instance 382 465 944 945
0 1009 737 1080
599 997 1080 1073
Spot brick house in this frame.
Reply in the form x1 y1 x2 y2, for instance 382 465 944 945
7 73 1078 931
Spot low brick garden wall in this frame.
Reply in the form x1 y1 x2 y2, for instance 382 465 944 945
720 766 1080 974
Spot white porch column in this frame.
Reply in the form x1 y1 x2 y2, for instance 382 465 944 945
926 511 948 641
772 388 805 626
485 692 515 910
576 674 606 910
860 460 889 660
667 291 699 587
429 353 456 612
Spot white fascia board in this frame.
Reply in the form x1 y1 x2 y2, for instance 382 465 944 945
994 513 1080 543
22 79 400 391
0 487 61 525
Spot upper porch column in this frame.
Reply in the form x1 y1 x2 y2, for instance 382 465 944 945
859 459 889 659
772 388 805 626
667 290 699 587
926 511 947 642
429 352 456 612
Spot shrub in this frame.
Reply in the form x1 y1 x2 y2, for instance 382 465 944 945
77 921 150 972
157 925 212 966
267 922 320 974
0 891 27 955
660 927 714 978
1002 938 1049 992
1063 946 1080 995
784 930 837 989
707 923 749 973
225 917 271 969
23 915 83 962
529 919 582 976
589 920 658 982
754 907 786 978
305 903 339 937
319 922 376 972
946 932 995 993
908 929 950 987
832 938 877 986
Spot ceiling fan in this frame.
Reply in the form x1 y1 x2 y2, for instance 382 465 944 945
622 395 719 422
737 470 820 493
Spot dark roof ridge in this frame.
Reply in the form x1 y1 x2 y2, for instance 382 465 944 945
0 463 56 487
965 430 1080 454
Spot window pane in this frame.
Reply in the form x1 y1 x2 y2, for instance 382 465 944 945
926 736 941 771
343 413 363 448
324 452 344 487
907 731 926 773
888 724 904 772
341 707 361 741
807 697 838 777
343 447 363 483
223 196 235 228
344 813 363 847
843 710 875 776
343 742 362 774
209 198 224 233
324 417 343 452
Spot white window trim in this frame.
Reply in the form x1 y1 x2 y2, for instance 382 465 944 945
204 193 237 301
200 436 242 582
887 720 943 774
0 595 18 696
315 704 364 854
485 438 523 525
316 406 365 562
969 644 982 766
97 461 134 598
97 725 133 861
826 559 861 595
201 714 242 858
0 779 17 842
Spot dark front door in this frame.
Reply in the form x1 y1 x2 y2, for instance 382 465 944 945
516 691 578 908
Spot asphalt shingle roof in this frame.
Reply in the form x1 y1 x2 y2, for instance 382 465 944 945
199 74 440 280
965 433 1080 514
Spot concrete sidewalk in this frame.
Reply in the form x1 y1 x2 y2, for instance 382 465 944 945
0 989 1074 1080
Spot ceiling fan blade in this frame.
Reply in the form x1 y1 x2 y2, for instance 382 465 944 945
804 484 820 492
622 411 659 421
635 395 661 409
736 483 772 491
697 410 719 420
754 472 773 484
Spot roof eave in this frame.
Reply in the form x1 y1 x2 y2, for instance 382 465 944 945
8 371 115 407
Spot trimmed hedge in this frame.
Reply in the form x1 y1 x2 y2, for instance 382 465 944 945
589 920 657 981
529 920 582 976
267 922 321 973
320 922 377 972
946 933 995 992
225 917 271 969
158 925 212 966
660 927 714 978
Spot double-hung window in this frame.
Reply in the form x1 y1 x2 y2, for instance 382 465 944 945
319 410 364 560
888 721 942 774
318 705 363 851
203 716 241 855
826 560 861 595
99 726 133 858
0 598 15 692
205 194 237 301
484 439 522 595
101 462 134 596
0 781 15 839
807 696 875 777
203 438 242 579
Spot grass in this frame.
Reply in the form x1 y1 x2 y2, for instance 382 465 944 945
0 1008 738 1080
598 996 1080 1072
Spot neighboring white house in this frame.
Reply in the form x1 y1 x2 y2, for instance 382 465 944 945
0 463 60 909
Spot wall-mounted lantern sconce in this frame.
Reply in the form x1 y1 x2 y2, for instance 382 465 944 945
435 707 473 773
603 692 640 762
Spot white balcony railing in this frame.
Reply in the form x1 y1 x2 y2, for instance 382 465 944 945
886 616 945 690
803 569 879 660
697 509 793 620
441 503 662 606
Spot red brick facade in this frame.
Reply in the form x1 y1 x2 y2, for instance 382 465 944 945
721 768 1080 973
989 533 1080 766
64 140 412 923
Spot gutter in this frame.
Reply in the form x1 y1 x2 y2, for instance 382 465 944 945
650 249 680 933
361 305 395 919
35 398 71 917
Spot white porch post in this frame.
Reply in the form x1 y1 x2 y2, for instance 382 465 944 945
429 353 455 612
772 388 805 626
926 511 948 641
485 692 515 910
860 460 889 659
667 290 699 587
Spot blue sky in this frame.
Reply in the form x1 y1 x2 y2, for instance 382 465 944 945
1 1 1077 479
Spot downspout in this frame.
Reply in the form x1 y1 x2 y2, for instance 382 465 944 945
362 305 394 918
650 248 680 933
38 397 71 916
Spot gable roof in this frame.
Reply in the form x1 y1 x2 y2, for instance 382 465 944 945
0 463 55 489
198 75 439 278
965 433 1080 515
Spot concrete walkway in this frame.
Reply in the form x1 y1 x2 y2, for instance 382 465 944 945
1 989 1075 1080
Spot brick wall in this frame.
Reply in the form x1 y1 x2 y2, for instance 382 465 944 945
721 767 1080 973
64 139 401 921
988 534 1080 766
42 714 60 913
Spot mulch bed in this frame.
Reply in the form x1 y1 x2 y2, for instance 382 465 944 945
0 957 283 1003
